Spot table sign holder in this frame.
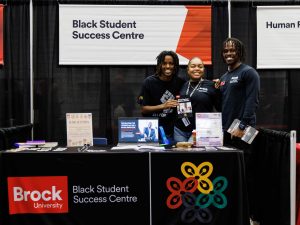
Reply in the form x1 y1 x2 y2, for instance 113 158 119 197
195 113 223 147
66 113 93 147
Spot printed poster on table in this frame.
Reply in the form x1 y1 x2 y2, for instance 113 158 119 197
59 4 211 65
66 113 93 147
195 113 223 147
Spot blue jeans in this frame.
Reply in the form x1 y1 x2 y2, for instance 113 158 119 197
174 126 193 143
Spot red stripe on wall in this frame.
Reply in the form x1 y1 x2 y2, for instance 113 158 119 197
176 6 211 65
0 5 3 65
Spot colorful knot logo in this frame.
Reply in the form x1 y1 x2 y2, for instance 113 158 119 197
181 192 212 224
166 177 198 209
197 176 228 209
166 161 228 224
181 161 213 194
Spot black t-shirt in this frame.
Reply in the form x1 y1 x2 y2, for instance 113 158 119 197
138 75 185 137
175 79 220 132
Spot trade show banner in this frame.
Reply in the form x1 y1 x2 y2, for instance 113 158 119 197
257 6 300 69
0 5 3 65
3 153 150 225
59 4 211 65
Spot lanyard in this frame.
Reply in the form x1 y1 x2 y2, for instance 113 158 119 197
186 80 202 97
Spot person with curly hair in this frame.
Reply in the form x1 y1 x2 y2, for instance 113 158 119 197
138 50 185 140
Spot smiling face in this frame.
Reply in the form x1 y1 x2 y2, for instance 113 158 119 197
159 55 175 81
187 57 205 82
222 41 241 70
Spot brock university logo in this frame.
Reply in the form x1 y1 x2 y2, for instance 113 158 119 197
7 176 68 214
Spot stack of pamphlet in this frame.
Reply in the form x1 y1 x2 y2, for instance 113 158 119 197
111 145 165 151
14 141 58 149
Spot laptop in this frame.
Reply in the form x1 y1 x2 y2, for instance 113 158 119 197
115 117 160 148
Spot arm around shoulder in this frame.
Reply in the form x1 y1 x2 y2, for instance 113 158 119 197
141 105 164 114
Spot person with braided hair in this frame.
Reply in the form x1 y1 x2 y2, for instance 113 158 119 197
137 50 186 140
219 37 260 140
219 37 260 225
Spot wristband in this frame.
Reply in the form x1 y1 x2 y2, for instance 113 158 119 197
238 123 246 131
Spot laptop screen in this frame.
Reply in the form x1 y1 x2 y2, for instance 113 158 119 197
118 117 159 144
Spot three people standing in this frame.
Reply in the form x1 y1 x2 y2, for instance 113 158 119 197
139 37 260 145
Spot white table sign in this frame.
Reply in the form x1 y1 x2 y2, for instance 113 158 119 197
66 113 93 147
195 113 223 147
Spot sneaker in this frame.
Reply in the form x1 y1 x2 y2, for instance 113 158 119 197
250 218 260 225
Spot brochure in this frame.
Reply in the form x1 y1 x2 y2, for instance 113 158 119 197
227 119 259 144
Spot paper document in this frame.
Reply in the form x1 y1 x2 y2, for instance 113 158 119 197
195 113 223 147
66 113 93 147
111 145 165 151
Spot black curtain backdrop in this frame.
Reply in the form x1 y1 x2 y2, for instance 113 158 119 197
251 128 290 225
0 0 30 127
0 0 299 144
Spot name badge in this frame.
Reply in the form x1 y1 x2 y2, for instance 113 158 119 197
177 97 193 118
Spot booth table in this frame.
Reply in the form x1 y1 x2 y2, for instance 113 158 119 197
0 147 250 225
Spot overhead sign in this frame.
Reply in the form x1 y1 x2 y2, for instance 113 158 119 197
257 6 300 69
59 4 211 65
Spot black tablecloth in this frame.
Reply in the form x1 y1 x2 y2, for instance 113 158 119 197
0 148 249 225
